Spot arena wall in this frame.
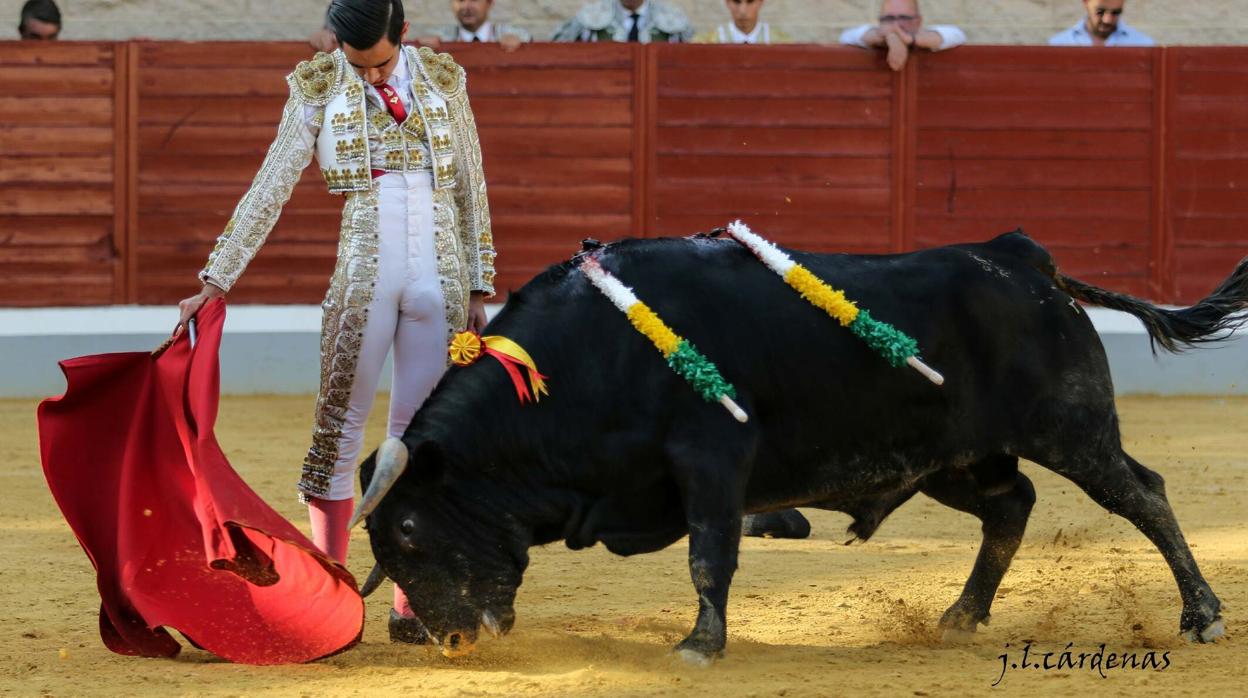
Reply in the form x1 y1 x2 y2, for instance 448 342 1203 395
1 1 1246 46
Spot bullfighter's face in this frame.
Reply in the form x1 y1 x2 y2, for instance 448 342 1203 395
362 445 526 657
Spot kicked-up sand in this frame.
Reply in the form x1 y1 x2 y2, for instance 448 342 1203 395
1 395 1244 697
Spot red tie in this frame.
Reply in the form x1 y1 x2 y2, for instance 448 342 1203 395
372 83 409 179
379 83 407 123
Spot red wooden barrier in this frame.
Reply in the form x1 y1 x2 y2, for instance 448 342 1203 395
1 42 1246 307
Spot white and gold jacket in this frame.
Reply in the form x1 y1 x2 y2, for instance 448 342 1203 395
199 45 497 339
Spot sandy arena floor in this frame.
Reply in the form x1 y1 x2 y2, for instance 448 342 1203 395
1 394 1244 697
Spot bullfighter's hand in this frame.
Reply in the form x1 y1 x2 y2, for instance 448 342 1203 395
176 283 224 336
468 291 488 333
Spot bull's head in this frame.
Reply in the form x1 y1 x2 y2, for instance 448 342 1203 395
352 438 526 657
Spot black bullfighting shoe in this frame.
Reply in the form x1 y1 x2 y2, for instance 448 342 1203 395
389 609 431 644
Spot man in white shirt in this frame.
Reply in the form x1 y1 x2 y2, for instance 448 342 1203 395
422 0 531 51
553 0 694 43
1048 0 1154 47
695 0 789 45
839 0 965 72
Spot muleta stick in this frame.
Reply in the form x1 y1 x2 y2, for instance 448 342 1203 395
579 256 748 423
725 220 944 385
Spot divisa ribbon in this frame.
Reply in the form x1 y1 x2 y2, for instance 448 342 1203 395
449 331 549 404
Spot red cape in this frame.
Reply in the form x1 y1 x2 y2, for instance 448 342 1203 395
37 299 364 665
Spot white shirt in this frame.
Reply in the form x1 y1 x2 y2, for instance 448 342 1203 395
458 21 495 42
839 23 966 51
1048 19 1155 47
724 22 770 45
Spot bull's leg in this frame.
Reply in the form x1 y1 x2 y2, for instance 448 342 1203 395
1041 450 1223 641
920 461 1035 638
669 444 748 662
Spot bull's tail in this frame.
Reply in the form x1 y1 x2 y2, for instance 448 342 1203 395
1054 257 1248 354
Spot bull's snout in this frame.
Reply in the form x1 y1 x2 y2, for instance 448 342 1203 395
440 629 477 658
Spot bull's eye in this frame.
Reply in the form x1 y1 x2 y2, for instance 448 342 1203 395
400 519 416 535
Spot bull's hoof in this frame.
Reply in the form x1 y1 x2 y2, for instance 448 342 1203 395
389 609 431 645
674 647 715 667
742 510 811 539
937 602 988 643
1182 618 1225 644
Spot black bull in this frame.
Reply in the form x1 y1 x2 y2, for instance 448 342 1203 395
356 231 1247 660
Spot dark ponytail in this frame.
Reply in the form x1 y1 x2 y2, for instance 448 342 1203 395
326 0 405 50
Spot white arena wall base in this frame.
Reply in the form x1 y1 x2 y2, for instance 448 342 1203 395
1 305 1245 399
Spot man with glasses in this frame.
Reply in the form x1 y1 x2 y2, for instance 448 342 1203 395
17 0 60 40
1049 0 1154 46
839 0 965 72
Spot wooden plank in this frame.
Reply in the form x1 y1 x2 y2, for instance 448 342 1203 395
916 98 1152 130
0 66 114 95
471 97 633 127
139 96 289 126
481 127 633 158
0 42 113 66
653 213 893 248
915 218 1149 246
0 96 113 125
0 216 113 245
1172 99 1248 129
1151 48 1172 302
0 278 115 306
0 185 113 216
1173 47 1248 73
138 42 312 68
1170 130 1248 159
1172 217 1248 245
654 185 890 216
917 67 1152 99
915 189 1152 220
139 67 290 97
1173 246 1247 304
453 43 635 69
920 46 1153 73
0 126 114 155
656 45 884 71
656 126 891 157
916 159 1153 189
124 41 139 303
634 42 652 236
1170 190 1248 216
1169 158 1248 188
657 97 892 128
1172 70 1248 96
657 155 891 187
917 129 1151 159
488 184 632 213
0 155 113 184
466 68 634 97
658 69 891 99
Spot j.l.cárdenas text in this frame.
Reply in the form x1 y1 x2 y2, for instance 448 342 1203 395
993 642 1171 685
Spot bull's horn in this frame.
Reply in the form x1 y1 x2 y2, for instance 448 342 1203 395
349 437 408 529
359 562 387 597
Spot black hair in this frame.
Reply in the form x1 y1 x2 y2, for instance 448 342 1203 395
19 0 61 29
326 0 404 50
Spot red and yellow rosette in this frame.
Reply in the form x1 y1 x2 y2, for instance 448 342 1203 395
449 331 548 404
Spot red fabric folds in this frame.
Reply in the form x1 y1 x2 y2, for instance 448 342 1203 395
37 299 364 665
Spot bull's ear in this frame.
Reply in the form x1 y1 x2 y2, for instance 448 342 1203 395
408 439 447 489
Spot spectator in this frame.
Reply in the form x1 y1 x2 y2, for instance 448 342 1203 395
695 0 789 45
18 0 60 40
553 0 693 43
1049 0 1154 47
840 0 965 72
418 0 531 52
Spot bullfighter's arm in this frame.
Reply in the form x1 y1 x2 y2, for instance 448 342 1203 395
199 85 320 293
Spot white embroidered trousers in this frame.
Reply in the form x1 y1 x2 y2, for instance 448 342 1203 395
325 172 449 500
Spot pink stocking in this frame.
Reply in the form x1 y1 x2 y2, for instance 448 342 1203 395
307 497 353 565
393 583 414 618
